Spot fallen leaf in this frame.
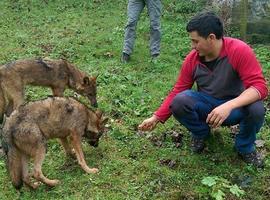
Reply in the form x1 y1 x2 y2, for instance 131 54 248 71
147 135 163 147
170 131 183 143
136 130 145 137
159 159 177 169
230 125 239 135
255 140 265 148
103 51 114 58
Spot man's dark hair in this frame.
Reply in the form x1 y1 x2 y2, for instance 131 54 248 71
186 12 224 39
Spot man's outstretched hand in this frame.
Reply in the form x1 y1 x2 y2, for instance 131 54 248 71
138 115 160 131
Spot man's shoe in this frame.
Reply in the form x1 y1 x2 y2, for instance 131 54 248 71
121 52 130 63
191 137 205 153
238 150 264 168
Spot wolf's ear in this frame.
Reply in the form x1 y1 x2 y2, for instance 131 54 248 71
83 76 90 85
91 76 97 82
102 117 109 125
96 109 103 119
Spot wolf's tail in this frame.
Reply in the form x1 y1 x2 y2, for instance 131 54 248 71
1 115 7 153
7 146 23 190
0 86 5 124
2 115 23 189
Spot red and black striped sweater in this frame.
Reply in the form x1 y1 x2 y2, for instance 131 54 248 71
154 37 268 122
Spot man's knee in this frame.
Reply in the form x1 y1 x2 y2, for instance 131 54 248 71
246 101 265 120
170 92 195 118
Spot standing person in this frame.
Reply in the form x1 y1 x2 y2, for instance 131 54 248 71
138 12 268 168
121 0 162 63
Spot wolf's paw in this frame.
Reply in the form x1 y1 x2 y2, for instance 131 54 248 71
90 168 99 174
85 167 99 174
31 181 41 189
47 179 60 187
25 181 41 190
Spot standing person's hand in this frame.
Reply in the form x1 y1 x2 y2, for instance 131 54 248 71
138 115 160 131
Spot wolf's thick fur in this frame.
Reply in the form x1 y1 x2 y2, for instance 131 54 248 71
0 58 97 122
2 97 107 189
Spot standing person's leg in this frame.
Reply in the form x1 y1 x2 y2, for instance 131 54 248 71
146 0 161 57
122 0 145 57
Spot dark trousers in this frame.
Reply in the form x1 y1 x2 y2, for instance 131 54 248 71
170 90 265 154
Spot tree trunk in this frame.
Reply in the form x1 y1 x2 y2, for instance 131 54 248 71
240 0 248 41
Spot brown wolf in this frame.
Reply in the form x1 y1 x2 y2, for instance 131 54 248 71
1 97 107 189
0 58 98 122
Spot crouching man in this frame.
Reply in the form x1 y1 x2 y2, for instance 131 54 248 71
138 12 268 168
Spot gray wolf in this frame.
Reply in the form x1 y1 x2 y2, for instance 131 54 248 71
0 58 98 122
1 97 107 189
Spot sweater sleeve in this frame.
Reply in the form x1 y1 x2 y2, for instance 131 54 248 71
154 53 196 122
230 43 268 100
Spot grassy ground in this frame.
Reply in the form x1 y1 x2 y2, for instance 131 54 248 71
0 0 269 199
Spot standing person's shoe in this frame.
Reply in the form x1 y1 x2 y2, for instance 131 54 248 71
121 52 130 63
151 54 159 63
0 148 3 157
238 150 264 168
191 137 205 153
0 141 3 157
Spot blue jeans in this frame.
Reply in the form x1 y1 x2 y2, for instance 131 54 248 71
170 90 265 154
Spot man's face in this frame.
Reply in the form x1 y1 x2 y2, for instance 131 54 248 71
189 31 213 58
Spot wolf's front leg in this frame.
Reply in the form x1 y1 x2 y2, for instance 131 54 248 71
22 154 40 189
70 131 99 174
59 138 76 159
52 87 65 97
2 82 24 115
32 145 60 187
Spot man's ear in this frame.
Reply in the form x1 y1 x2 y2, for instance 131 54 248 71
208 33 216 41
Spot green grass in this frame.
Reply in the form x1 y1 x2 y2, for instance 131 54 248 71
0 0 269 199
